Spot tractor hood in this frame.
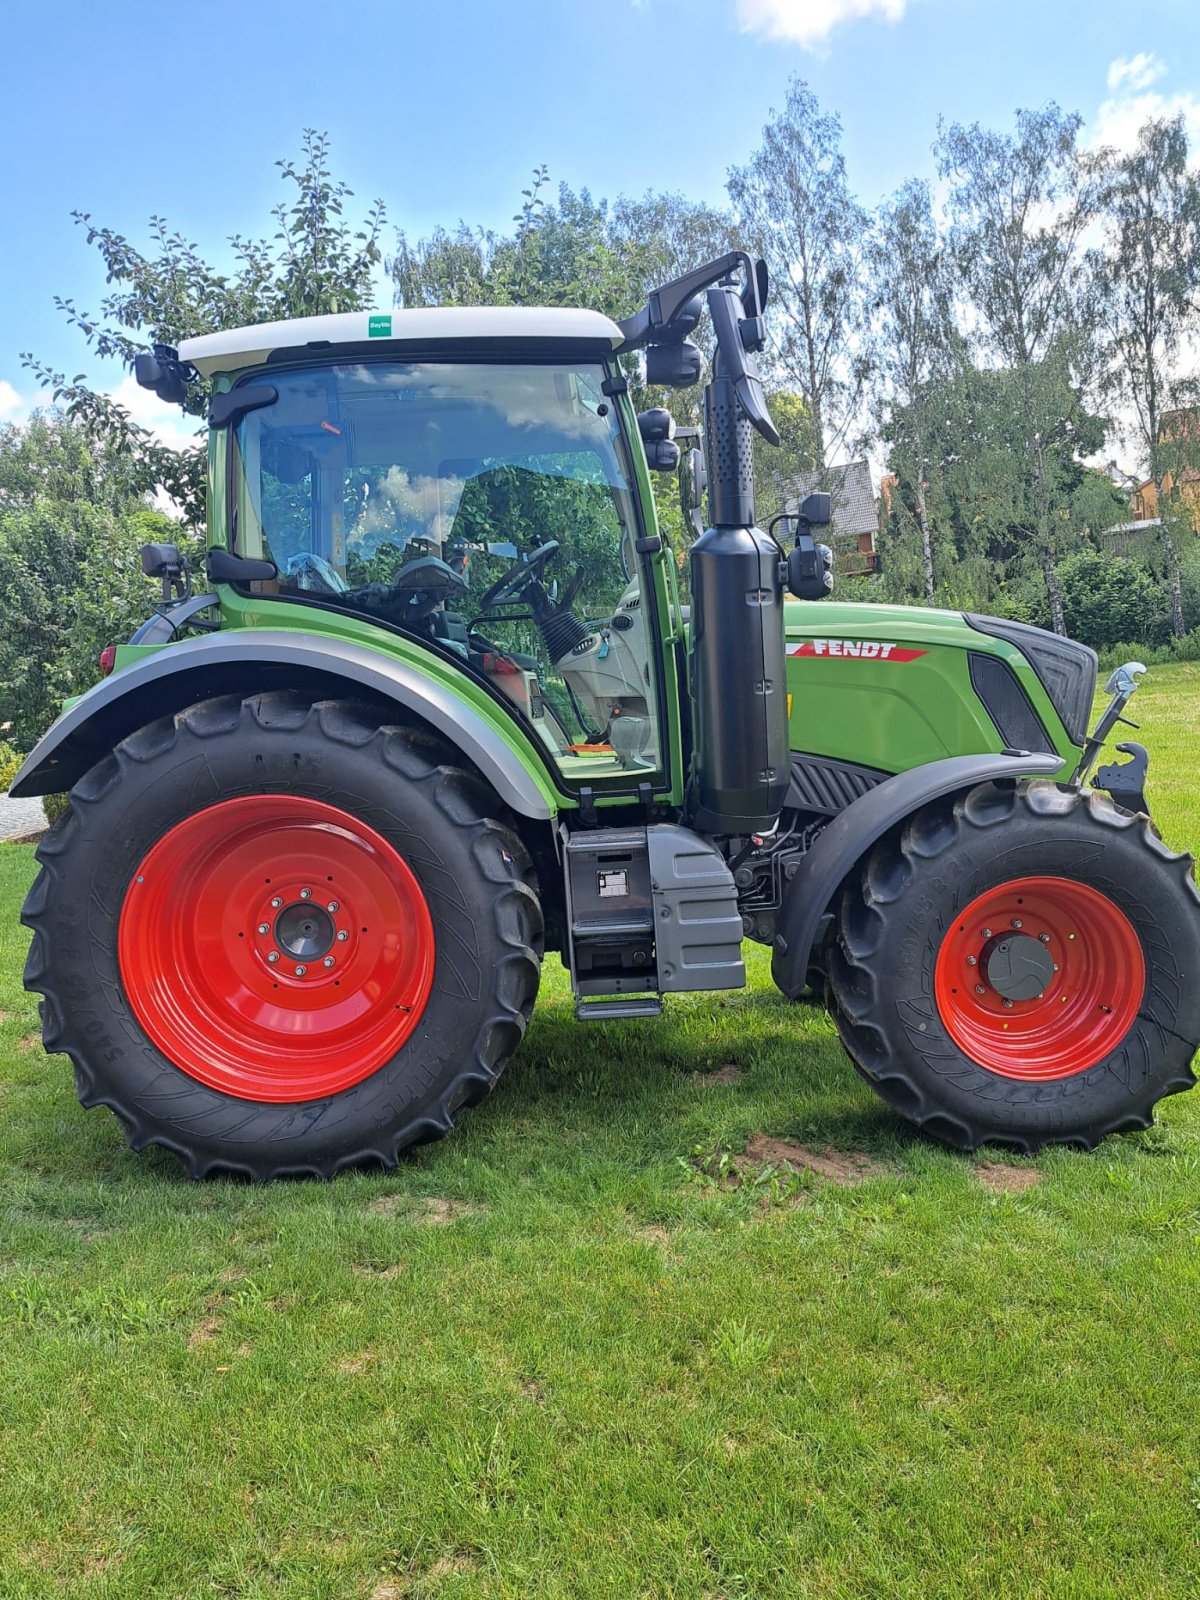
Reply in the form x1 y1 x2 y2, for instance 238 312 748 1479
782 599 1096 773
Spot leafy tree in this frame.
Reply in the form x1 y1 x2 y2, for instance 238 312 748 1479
1089 116 1200 637
868 180 961 599
1048 549 1160 652
727 77 871 471
24 131 386 524
0 414 183 747
937 105 1096 632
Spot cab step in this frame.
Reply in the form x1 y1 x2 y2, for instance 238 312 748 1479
574 995 663 1021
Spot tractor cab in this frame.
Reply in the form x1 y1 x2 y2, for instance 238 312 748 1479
174 310 673 789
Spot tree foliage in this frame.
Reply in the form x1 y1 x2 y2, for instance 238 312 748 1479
728 79 871 470
23 130 386 524
1088 116 1200 636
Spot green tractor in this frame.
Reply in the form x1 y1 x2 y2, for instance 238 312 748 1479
13 251 1200 1177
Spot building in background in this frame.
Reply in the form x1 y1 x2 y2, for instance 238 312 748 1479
785 459 879 575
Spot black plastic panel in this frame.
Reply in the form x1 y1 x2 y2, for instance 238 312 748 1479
968 652 1056 755
786 754 889 815
965 613 1097 745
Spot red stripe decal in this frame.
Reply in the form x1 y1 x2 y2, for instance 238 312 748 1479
787 641 928 662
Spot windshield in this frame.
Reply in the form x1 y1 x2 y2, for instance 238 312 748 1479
232 359 663 782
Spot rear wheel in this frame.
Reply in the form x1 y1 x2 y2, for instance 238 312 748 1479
827 780 1200 1151
22 693 543 1178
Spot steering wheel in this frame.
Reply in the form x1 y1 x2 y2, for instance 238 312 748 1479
477 540 560 610
285 551 348 594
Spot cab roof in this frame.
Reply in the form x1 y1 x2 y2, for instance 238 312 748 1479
177 306 625 377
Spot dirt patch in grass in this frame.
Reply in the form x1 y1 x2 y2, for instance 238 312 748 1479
633 1223 672 1248
976 1162 1042 1193
352 1261 406 1280
415 1197 478 1225
519 1378 546 1403
367 1194 479 1224
18 1033 39 1051
371 1555 476 1597
337 1349 377 1376
737 1134 892 1186
694 1064 742 1087
188 1316 222 1349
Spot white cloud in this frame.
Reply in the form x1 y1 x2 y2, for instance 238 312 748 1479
1091 56 1200 157
1106 53 1165 94
0 379 53 425
735 0 905 49
107 374 204 456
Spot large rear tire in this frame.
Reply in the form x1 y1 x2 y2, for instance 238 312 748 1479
21 693 543 1179
826 780 1200 1152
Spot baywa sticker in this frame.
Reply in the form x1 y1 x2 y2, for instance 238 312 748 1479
788 639 927 662
368 314 392 338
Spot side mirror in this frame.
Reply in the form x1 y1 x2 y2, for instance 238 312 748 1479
646 339 703 389
134 346 190 407
786 537 834 601
679 446 708 536
799 491 832 527
638 407 681 472
140 541 192 604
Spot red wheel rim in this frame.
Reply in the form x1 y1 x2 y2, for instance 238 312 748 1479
118 796 435 1102
933 876 1144 1080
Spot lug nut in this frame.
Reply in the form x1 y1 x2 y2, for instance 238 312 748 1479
327 900 340 913
1003 999 1013 1009
1052 963 1060 972
267 951 279 964
323 957 335 968
295 964 307 977
258 922 270 935
966 955 977 967
976 984 986 995
1039 932 1050 943
981 927 993 939
271 896 283 909
1011 918 1023 929
300 888 311 900
336 930 349 942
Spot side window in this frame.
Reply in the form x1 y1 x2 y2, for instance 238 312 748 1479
234 361 662 782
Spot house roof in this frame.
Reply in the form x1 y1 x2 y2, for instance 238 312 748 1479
785 459 878 540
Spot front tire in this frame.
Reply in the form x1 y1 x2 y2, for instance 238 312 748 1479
21 693 543 1178
827 781 1200 1151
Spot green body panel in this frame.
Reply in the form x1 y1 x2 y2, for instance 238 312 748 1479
782 599 1081 775
217 588 563 813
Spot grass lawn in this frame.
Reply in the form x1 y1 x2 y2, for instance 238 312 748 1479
2 665 1200 1599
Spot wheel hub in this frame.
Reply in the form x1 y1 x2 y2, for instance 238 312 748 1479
982 932 1055 1002
274 901 336 961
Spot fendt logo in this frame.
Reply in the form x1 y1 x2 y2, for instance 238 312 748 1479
787 639 928 662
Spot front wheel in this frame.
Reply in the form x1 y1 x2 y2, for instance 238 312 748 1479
21 693 543 1178
827 781 1200 1152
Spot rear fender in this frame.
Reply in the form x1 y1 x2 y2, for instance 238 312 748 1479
770 753 1064 997
10 629 556 821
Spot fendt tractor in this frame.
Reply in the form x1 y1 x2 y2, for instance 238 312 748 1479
13 252 1200 1177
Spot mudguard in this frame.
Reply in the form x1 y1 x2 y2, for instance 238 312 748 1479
770 752 1064 998
10 629 556 821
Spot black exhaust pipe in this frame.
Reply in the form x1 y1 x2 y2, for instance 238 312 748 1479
686 361 789 837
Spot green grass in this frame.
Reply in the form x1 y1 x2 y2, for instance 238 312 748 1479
3 668 1200 1598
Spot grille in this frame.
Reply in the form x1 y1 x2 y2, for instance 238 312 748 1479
968 652 1055 754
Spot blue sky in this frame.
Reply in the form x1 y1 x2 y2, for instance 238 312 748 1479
3 0 1199 444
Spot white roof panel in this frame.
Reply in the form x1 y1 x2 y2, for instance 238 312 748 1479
178 306 624 376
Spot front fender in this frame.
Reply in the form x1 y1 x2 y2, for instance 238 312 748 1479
10 629 557 821
770 753 1064 998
